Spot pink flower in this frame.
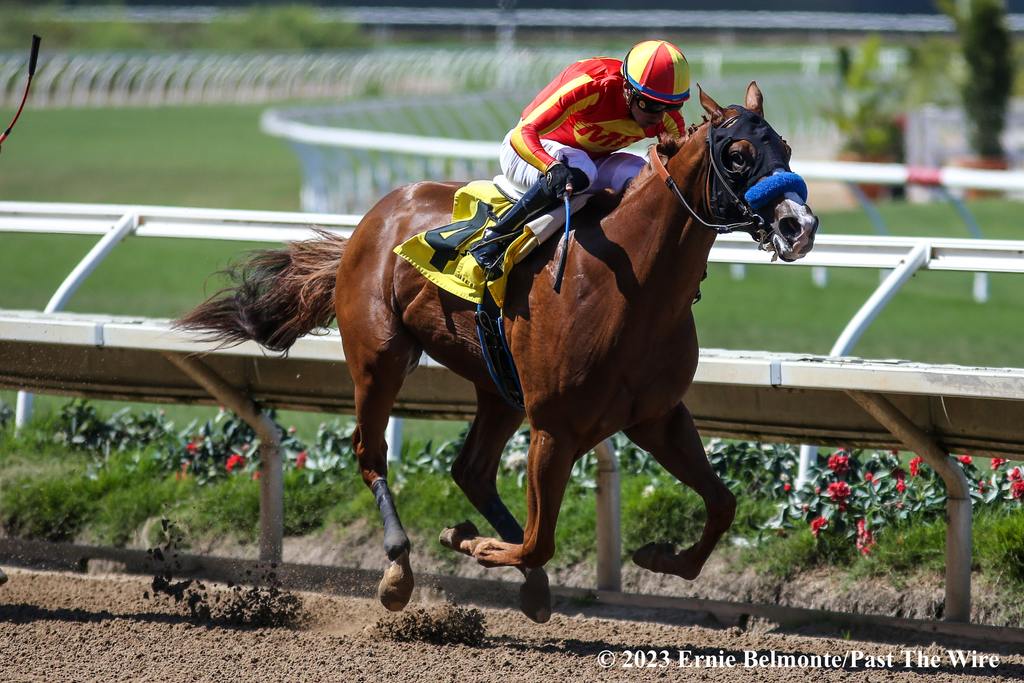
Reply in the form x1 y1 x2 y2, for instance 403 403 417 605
226 454 246 472
1009 467 1022 482
990 458 1008 470
827 452 850 475
978 480 987 493
288 426 296 434
864 472 874 483
957 455 973 466
810 517 828 537
909 456 923 477
896 479 907 494
252 471 261 481
856 519 875 556
1012 480 1024 500
295 451 308 469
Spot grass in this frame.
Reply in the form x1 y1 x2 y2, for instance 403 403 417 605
0 105 301 211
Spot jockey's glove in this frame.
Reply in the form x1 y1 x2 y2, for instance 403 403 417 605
545 162 590 199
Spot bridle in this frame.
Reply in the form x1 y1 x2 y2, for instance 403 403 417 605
649 113 776 251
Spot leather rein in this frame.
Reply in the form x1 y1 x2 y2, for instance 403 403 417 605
648 116 772 248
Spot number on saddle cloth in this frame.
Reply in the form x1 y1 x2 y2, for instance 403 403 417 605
423 200 492 271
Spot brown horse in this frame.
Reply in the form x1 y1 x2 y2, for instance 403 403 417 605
178 83 818 623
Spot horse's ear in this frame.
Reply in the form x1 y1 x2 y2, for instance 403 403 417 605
698 84 724 122
744 81 764 116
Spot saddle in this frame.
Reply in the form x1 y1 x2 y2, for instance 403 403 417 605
394 178 541 309
395 178 541 408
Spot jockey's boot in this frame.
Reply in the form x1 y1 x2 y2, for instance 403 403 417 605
470 177 557 276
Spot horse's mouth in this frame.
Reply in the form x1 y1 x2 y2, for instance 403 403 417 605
770 197 818 262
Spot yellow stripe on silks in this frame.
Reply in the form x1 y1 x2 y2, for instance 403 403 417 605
512 91 600 171
510 125 551 171
661 111 682 137
394 180 539 308
521 74 593 125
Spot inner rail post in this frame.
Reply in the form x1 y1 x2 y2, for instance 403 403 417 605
163 352 284 564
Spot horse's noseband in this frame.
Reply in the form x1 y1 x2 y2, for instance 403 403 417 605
650 106 806 254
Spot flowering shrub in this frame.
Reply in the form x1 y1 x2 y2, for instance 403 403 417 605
766 447 1023 559
6 399 1022 560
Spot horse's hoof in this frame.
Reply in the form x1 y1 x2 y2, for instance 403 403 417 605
377 550 414 612
632 542 675 573
439 520 480 555
519 567 551 624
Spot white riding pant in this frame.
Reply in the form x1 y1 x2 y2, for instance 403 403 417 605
497 130 646 242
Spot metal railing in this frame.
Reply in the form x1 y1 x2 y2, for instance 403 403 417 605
1 46 839 110
4 201 1024 621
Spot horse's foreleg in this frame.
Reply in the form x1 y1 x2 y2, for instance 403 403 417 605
463 427 574 572
442 389 550 622
345 333 419 612
624 403 736 580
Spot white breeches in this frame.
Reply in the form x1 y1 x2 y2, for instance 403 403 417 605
497 130 646 243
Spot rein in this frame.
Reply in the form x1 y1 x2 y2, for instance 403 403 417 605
648 117 771 244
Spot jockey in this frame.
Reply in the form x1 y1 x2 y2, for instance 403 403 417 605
470 39 690 273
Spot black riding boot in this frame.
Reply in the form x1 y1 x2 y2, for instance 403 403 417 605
470 177 558 274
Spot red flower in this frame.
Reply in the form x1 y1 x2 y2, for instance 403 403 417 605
252 471 262 481
978 480 987 493
295 451 308 469
896 479 907 494
990 458 1008 470
827 481 851 503
226 454 246 472
909 456 923 477
186 441 199 455
1012 480 1024 500
864 472 874 482
856 519 875 556
810 517 828 537
827 452 850 475
1009 467 1022 482
957 455 973 466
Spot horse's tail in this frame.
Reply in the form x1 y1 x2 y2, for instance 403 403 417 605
175 229 346 353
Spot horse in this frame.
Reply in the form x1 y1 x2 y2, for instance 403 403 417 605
177 83 819 623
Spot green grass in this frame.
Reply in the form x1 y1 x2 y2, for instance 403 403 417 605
0 105 301 210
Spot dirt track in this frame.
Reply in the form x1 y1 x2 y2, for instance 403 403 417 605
1 568 1022 682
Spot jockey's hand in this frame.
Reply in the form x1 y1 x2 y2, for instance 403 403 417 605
544 163 589 198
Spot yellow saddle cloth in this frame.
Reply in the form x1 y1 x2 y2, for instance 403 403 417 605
394 180 539 308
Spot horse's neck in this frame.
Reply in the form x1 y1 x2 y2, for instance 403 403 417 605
600 136 716 314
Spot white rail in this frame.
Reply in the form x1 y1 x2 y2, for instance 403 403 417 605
0 46 837 110
5 201 1024 622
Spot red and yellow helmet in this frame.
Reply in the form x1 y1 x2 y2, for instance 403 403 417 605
622 40 690 105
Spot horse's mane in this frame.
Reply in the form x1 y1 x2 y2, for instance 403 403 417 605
619 115 709 202
579 116 711 221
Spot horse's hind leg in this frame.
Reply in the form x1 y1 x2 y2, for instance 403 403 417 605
441 388 551 622
343 329 419 611
624 403 736 580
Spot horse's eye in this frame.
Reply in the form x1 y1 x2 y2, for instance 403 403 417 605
728 150 747 171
